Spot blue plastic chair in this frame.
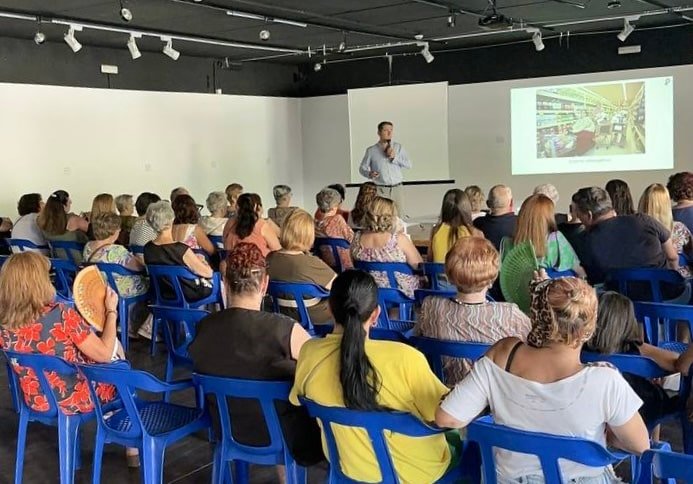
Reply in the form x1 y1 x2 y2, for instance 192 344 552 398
545 268 577 278
267 280 332 336
78 363 209 484
299 397 464 484
633 302 693 347
90 262 149 352
636 448 693 483
312 237 351 273
50 258 78 300
410 336 490 381
466 416 627 484
353 262 418 330
129 244 145 257
421 262 447 290
194 375 307 484
8 238 49 252
153 305 209 390
606 268 690 303
146 265 223 354
208 235 227 261
3 351 94 484
48 240 86 265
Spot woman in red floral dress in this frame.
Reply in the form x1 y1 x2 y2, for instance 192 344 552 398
0 252 120 415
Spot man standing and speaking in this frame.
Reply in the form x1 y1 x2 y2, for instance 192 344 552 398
359 121 411 214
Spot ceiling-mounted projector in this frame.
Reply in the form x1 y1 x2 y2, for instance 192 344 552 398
478 13 513 30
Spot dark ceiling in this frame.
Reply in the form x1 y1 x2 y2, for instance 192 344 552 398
0 0 690 64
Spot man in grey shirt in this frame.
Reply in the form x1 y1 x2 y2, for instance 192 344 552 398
359 121 412 214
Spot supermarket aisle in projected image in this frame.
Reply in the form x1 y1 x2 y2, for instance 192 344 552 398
536 81 646 159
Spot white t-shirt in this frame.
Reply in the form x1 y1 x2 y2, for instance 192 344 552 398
440 356 642 480
11 213 48 251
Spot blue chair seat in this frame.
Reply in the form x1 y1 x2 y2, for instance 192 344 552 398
106 400 205 436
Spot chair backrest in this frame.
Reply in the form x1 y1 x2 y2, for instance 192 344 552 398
421 262 446 290
636 449 693 483
410 336 490 380
129 245 145 256
312 237 351 273
580 352 671 378
193 375 291 462
298 397 445 484
466 417 623 484
9 238 49 253
91 262 145 297
375 287 415 331
3 350 80 418
50 258 78 299
606 268 685 303
47 240 85 265
633 301 693 346
153 305 209 367
146 264 221 308
208 235 224 250
353 261 416 289
545 268 577 278
267 280 329 334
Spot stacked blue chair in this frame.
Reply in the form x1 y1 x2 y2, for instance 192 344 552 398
79 363 209 484
267 280 332 336
636 448 693 483
312 237 351 273
8 238 49 253
47 240 86 266
299 397 465 483
467 416 628 484
50 258 78 301
4 351 96 484
146 265 223 354
634 302 693 349
606 268 690 304
194 375 307 484
92 262 149 351
410 336 491 381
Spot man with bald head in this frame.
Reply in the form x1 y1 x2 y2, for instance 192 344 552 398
473 184 517 250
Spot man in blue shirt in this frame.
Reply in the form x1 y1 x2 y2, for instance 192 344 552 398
358 121 412 214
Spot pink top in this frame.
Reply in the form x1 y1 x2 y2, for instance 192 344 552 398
223 218 271 257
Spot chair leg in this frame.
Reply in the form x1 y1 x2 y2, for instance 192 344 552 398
150 316 160 356
141 438 166 484
119 299 129 352
57 415 80 484
92 427 105 484
164 359 174 403
211 443 226 484
14 408 29 484
6 364 19 413
233 461 249 484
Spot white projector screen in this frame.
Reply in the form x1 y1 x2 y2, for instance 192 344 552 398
511 76 674 175
348 82 450 183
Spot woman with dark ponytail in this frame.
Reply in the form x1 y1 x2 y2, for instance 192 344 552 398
290 270 451 482
222 193 280 257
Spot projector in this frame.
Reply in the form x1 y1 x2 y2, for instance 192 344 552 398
478 13 513 30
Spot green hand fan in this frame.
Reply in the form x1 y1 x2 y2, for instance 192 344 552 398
500 241 538 315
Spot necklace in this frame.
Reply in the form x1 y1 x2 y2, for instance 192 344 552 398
450 298 486 306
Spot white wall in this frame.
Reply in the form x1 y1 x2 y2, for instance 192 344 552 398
1 83 303 216
301 64 693 218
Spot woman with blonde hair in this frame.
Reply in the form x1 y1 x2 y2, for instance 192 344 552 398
502 194 585 277
267 209 336 326
464 185 486 220
87 193 117 241
351 197 422 297
436 274 649 483
639 183 692 277
348 182 378 229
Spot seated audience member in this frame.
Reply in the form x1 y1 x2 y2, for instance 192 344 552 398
87 193 117 241
464 185 486 220
605 179 635 216
667 171 693 234
414 237 531 384
129 192 161 248
144 201 214 302
586 291 679 428
315 184 350 222
268 210 336 326
0 218 11 255
351 197 422 298
348 182 378 230
115 194 137 234
557 200 586 254
430 189 483 264
572 187 680 289
12 193 48 251
38 190 88 262
189 243 323 469
502 194 586 277
83 213 151 339
473 184 517 251
290 270 452 483
172 194 215 259
314 187 354 270
534 183 568 225
198 191 228 237
639 183 692 277
0 252 121 414
268 185 298 229
436 275 649 483
223 193 280 258
225 183 243 218
169 186 189 203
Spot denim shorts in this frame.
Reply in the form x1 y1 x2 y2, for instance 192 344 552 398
498 466 622 484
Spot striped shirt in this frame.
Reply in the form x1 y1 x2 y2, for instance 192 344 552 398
413 296 531 385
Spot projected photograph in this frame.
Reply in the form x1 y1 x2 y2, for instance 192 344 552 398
536 81 646 158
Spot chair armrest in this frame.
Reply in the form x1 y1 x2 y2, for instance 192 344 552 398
163 378 195 393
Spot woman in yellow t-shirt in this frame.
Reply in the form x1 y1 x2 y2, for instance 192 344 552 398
430 189 484 263
289 270 451 483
